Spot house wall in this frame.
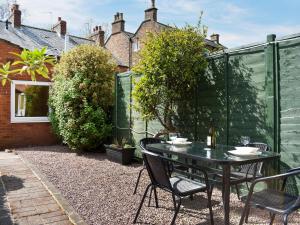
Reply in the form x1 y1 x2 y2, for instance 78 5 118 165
105 33 130 68
131 21 166 66
0 40 57 149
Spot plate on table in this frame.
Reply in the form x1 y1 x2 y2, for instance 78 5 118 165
234 146 260 153
228 149 262 157
167 141 192 146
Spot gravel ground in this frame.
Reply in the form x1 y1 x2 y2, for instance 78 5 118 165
15 145 300 225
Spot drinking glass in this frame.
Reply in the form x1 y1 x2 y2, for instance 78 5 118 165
241 136 250 146
169 133 177 141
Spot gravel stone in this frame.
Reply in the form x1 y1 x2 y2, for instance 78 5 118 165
16 145 300 225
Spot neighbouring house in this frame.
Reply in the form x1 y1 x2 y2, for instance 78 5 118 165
105 0 224 70
0 4 107 149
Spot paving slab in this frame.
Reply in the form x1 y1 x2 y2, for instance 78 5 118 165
0 152 78 225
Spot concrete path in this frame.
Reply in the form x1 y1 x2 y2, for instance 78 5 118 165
0 152 73 225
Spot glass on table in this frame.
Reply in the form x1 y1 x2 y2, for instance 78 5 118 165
169 133 177 141
240 136 250 146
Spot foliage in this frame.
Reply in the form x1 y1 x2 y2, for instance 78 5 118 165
111 137 133 149
0 62 15 86
132 24 208 132
0 47 56 86
49 44 116 151
11 47 56 81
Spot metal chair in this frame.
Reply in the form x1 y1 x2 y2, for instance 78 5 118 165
133 137 162 195
133 150 214 225
239 167 300 225
213 142 269 199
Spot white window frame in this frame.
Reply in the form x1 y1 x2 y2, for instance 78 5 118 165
133 38 140 52
11 80 52 123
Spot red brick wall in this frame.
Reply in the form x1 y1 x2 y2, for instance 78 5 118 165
0 40 58 149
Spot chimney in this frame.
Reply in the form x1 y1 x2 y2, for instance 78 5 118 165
210 34 220 44
52 17 67 36
145 0 157 21
111 12 125 34
9 4 21 28
88 26 105 47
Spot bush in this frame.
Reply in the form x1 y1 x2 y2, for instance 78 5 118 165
49 45 116 151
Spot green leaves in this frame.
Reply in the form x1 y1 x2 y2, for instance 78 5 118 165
0 47 56 86
132 24 208 132
11 47 56 81
0 62 15 86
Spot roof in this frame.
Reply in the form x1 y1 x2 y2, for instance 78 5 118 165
0 21 94 56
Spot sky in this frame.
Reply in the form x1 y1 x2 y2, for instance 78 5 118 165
3 0 300 48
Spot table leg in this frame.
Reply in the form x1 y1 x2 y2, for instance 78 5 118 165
222 164 231 225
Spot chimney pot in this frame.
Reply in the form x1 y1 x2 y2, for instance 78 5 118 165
210 33 220 44
112 12 125 34
52 17 67 36
144 3 157 21
9 4 21 28
88 25 105 47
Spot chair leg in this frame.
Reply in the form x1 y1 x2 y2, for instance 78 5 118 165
245 206 250 223
269 212 276 225
239 200 251 225
207 188 214 225
283 214 288 225
153 187 159 208
133 184 152 223
235 184 241 200
148 186 153 207
170 197 181 225
172 193 177 210
133 167 145 194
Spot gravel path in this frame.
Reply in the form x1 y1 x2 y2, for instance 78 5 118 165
16 145 300 225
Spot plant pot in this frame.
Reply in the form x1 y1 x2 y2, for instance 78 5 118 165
104 145 136 165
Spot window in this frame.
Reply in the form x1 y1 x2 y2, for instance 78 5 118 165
133 38 140 52
11 80 51 123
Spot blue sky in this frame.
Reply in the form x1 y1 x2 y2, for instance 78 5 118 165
10 0 300 48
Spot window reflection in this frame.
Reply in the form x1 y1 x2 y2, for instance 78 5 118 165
15 84 49 117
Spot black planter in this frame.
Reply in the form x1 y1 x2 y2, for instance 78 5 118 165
105 145 136 165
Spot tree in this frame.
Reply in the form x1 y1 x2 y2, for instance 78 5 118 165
132 24 208 132
49 44 116 151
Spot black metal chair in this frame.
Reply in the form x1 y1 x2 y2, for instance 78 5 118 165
239 167 300 225
213 142 269 199
133 150 214 225
133 137 162 195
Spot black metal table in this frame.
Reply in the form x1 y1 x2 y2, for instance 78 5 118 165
147 142 280 225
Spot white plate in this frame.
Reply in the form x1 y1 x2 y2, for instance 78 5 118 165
167 141 192 146
234 146 260 153
228 149 262 157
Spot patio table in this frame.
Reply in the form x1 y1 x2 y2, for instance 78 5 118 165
147 142 280 225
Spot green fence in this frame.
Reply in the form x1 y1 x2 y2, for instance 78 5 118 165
114 33 300 179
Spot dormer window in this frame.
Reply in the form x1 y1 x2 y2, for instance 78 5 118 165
133 38 140 52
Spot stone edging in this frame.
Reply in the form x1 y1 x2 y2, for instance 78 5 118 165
20 156 88 225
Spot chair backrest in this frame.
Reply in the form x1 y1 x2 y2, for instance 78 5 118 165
140 137 162 153
240 142 269 175
142 150 172 190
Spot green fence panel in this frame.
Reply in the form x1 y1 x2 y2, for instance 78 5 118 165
115 73 131 142
227 49 268 145
131 74 148 157
279 38 300 173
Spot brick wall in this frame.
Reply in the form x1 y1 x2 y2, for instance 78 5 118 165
131 20 165 66
105 33 131 67
0 40 57 149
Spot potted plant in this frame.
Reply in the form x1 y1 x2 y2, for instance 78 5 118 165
105 138 136 165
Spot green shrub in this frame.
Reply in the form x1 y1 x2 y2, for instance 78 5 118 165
49 45 116 151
